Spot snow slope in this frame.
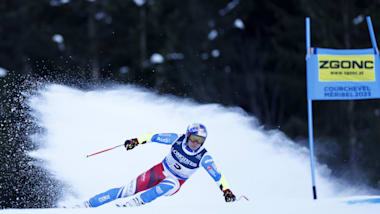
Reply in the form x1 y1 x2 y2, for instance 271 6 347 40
3 84 380 214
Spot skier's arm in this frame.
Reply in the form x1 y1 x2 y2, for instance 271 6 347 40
124 133 179 150
201 154 236 202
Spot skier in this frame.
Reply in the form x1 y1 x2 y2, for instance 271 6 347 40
81 123 236 208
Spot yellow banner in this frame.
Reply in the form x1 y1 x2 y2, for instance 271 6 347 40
318 55 375 82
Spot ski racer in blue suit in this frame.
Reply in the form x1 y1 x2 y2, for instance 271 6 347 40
83 123 236 208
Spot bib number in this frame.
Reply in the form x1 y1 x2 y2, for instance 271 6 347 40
174 163 181 170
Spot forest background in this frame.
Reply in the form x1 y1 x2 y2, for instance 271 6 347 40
1 0 380 208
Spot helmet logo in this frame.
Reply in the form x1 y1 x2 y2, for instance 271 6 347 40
187 124 207 138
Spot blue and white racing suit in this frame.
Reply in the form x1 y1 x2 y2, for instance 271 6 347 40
88 133 231 207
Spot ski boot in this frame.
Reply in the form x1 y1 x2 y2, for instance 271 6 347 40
115 196 145 207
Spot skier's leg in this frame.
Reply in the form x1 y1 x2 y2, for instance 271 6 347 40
117 177 181 207
87 187 124 207
87 162 165 207
139 177 180 203
118 162 166 198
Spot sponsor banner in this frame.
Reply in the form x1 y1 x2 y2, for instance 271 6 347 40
318 55 375 82
307 48 380 100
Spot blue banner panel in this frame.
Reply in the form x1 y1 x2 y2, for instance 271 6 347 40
307 48 380 100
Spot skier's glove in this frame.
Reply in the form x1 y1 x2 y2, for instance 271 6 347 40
223 189 236 202
124 138 139 150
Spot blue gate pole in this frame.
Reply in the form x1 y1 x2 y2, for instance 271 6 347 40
306 17 317 200
366 16 379 54
306 17 311 58
307 99 317 200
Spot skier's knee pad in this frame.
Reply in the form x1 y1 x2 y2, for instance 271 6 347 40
139 178 179 203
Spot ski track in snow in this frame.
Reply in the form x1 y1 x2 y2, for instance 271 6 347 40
3 84 380 214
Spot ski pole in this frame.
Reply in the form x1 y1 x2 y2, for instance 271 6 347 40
86 144 124 158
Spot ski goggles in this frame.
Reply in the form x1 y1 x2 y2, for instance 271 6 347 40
188 134 205 144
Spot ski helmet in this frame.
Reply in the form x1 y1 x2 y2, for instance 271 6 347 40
184 123 207 154
186 123 207 139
